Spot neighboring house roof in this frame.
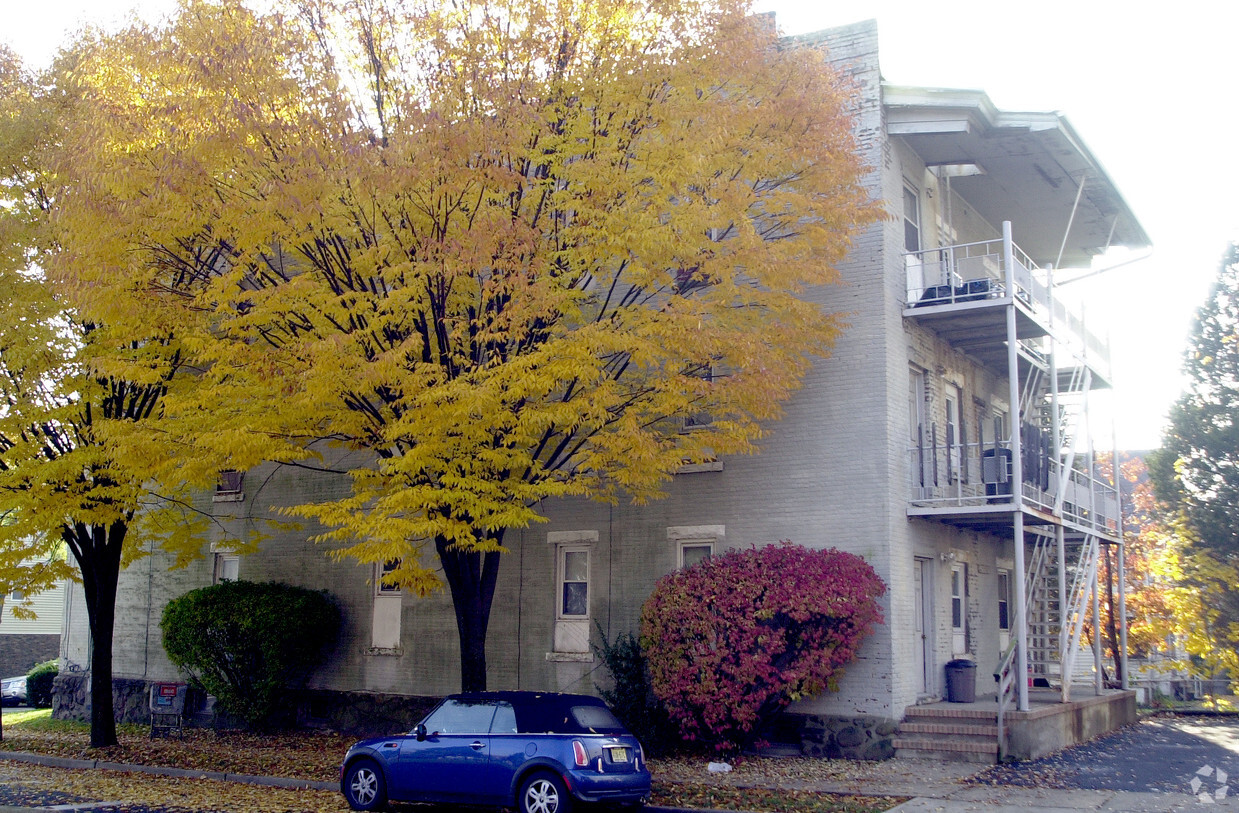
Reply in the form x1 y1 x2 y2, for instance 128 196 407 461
883 84 1150 268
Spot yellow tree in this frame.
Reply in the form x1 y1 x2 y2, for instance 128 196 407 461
0 48 74 638
46 0 875 690
1107 452 1239 689
0 45 220 747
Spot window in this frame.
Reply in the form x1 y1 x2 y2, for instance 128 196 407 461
213 554 239 584
370 558 403 653
683 364 717 429
903 183 921 253
998 570 1011 632
547 531 597 656
951 566 963 628
951 563 967 655
375 559 402 596
945 384 962 481
491 702 518 734
423 699 499 735
667 526 723 573
558 547 589 619
679 541 713 570
213 469 245 503
909 368 930 492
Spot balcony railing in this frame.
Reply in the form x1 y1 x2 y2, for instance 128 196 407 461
904 230 1110 381
908 426 1119 535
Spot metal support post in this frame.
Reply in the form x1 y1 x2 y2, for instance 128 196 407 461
1004 221 1029 712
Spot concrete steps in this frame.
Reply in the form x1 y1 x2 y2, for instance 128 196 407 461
892 705 1004 763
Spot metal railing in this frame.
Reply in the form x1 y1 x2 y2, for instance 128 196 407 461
907 429 1119 535
904 231 1111 382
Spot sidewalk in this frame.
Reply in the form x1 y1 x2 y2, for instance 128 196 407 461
767 757 1239 813
2 748 1234 813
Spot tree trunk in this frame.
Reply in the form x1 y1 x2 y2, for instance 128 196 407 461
436 532 503 692
67 520 126 749
1104 544 1123 686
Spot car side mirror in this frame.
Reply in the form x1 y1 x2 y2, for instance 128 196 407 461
415 723 427 742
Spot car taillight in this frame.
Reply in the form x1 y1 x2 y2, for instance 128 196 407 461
572 740 588 767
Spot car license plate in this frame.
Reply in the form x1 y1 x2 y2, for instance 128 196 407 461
608 747 629 763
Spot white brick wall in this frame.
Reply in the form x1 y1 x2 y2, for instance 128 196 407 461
73 19 1027 727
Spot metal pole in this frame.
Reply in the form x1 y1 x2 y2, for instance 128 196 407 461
1057 525 1069 702
1113 430 1129 691
1085 386 1103 696
1092 538 1103 695
1047 263 1069 702
1005 221 1030 712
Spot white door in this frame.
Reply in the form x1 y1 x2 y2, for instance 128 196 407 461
914 558 933 696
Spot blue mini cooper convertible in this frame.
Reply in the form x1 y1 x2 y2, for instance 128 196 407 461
340 690 651 812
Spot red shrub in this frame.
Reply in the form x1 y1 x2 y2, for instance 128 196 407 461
640 542 885 754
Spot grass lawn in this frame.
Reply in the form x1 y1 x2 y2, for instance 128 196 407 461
1 710 904 813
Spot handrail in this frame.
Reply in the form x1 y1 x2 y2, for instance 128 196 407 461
1061 535 1099 701
994 638 1018 761
904 235 1111 382
906 436 1121 533
994 537 1052 761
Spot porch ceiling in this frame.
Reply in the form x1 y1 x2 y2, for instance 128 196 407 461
884 86 1150 269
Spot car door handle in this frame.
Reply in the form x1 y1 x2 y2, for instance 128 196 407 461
470 741 485 751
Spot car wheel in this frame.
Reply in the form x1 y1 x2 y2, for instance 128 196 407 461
342 758 388 811
519 771 573 813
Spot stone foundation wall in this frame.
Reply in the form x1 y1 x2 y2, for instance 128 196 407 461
788 712 899 761
0 634 58 679
53 673 439 737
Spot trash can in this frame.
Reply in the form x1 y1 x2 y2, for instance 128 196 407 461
945 659 977 703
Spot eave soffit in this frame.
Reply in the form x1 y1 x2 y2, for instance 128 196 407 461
882 84 1151 269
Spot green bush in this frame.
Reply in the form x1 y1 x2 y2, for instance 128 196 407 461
26 660 58 708
593 626 680 756
160 580 340 729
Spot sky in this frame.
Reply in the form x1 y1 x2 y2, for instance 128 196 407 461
4 0 1237 451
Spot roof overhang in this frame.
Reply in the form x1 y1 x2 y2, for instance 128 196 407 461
884 85 1150 269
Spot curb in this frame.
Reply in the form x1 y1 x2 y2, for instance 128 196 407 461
0 750 336 791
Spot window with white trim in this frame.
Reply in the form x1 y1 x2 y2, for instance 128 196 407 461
678 541 713 570
945 383 962 481
547 531 598 657
558 547 590 619
667 525 724 573
370 558 403 653
375 559 402 596
213 554 239 584
683 364 717 430
903 183 922 253
997 570 1011 632
951 563 967 655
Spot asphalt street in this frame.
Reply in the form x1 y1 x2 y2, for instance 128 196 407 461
978 715 1239 796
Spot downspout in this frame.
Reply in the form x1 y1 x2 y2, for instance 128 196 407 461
1004 221 1030 713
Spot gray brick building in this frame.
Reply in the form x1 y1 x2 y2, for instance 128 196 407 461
59 20 1147 760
